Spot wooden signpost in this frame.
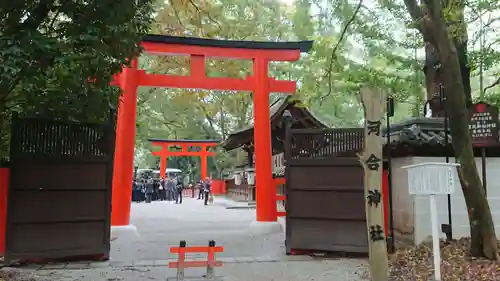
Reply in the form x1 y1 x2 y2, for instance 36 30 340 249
467 102 500 194
358 87 389 281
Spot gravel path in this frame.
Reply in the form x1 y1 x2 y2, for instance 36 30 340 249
4 258 368 281
111 198 286 261
1 197 369 280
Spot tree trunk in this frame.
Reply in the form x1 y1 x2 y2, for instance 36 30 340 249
423 42 443 116
442 41 498 260
457 155 498 258
423 41 471 117
454 39 472 106
420 0 499 259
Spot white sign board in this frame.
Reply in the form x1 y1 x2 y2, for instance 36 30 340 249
234 173 241 185
402 162 461 281
402 162 460 195
247 171 255 185
272 153 285 173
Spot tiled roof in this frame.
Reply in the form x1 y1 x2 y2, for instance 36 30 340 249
221 96 328 151
384 117 452 146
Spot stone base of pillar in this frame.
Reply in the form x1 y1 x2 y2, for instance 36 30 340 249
249 220 282 235
110 224 139 241
277 216 286 235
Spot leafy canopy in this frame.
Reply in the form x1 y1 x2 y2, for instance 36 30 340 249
0 0 154 121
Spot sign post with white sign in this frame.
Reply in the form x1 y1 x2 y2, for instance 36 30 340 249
402 162 460 281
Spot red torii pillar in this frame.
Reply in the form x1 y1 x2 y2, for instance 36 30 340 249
111 59 138 227
149 139 217 180
110 35 312 226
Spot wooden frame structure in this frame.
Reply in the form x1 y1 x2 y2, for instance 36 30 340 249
3 113 115 264
149 139 217 180
110 35 313 225
222 97 328 206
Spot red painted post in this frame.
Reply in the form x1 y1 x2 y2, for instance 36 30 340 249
159 156 168 179
190 55 205 77
382 169 389 238
159 144 168 179
200 145 208 180
111 59 139 226
177 241 186 280
253 57 276 222
206 240 216 278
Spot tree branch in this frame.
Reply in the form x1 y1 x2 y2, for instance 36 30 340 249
45 1 72 36
23 0 54 30
484 77 500 94
168 0 185 28
403 0 435 44
186 0 222 32
196 102 218 136
485 38 500 51
403 0 425 28
320 0 363 102
137 88 158 107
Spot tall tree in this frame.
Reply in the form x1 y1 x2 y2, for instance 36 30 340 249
402 0 498 259
138 0 433 171
318 0 499 259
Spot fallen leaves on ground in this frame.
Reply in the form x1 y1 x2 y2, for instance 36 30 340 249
0 268 39 281
389 238 500 281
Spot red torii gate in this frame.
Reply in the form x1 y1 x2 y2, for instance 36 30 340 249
148 139 217 180
110 35 312 227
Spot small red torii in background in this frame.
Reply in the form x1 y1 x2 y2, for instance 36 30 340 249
148 139 217 180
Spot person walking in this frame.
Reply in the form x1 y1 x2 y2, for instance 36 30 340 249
137 180 146 202
159 178 166 201
190 182 196 198
132 180 138 202
145 178 154 203
153 179 160 201
166 177 175 201
172 178 178 202
197 180 204 200
203 177 211 206
175 177 184 204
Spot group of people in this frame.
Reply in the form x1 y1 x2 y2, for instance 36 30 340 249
132 177 213 205
193 178 212 206
132 177 185 204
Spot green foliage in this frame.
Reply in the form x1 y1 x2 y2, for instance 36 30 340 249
133 0 500 173
0 0 155 158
